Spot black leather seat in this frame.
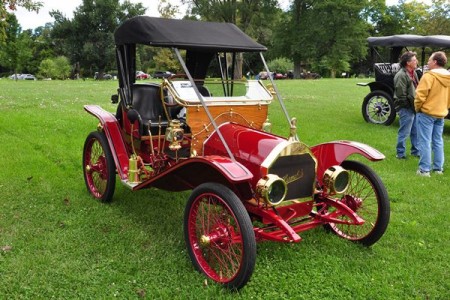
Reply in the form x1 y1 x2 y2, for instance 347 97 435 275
374 63 396 91
132 83 168 135
131 83 189 135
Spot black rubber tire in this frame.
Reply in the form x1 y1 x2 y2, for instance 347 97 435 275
362 90 396 125
184 183 256 290
82 131 116 203
324 160 390 247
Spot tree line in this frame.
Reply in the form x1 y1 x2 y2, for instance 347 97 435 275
1 0 449 79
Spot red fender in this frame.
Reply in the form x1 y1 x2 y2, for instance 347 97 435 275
84 105 130 180
310 141 385 180
133 156 254 199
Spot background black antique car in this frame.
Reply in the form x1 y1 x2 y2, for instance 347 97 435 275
358 34 450 125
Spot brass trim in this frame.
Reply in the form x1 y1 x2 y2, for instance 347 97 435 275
163 78 273 107
128 154 140 184
256 174 287 205
323 165 350 195
200 235 210 246
96 123 103 132
260 140 318 202
261 141 312 170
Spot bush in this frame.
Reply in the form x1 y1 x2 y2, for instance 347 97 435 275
38 56 71 80
267 57 293 74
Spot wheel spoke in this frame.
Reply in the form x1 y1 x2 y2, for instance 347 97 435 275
83 132 115 202
328 162 387 242
366 95 393 124
184 184 256 289
189 192 244 283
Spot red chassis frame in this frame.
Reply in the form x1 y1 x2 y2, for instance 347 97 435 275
85 104 384 244
82 16 391 291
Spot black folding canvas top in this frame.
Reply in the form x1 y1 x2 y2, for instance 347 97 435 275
368 35 450 48
114 16 266 52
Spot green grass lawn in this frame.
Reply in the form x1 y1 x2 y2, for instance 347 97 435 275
0 78 449 299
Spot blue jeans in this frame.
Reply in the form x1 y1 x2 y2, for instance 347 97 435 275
416 113 444 172
396 108 419 157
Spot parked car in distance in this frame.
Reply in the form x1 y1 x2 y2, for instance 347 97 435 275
300 72 321 79
94 72 113 80
256 71 271 79
153 71 173 78
19 74 37 80
136 71 150 80
273 72 286 79
8 74 21 80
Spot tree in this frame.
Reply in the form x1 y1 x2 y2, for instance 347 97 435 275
147 0 181 73
50 0 145 78
183 0 280 79
0 13 34 76
0 0 42 42
158 0 179 18
32 23 56 65
373 0 429 36
421 0 450 35
272 0 313 78
274 0 370 78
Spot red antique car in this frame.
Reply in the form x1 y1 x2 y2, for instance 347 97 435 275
83 16 390 290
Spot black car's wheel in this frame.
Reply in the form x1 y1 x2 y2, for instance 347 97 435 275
83 131 116 203
324 160 390 247
184 183 256 290
362 90 396 125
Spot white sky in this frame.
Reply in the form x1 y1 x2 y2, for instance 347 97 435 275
13 0 432 31
14 0 161 30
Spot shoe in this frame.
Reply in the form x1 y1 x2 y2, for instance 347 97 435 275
433 170 444 175
416 170 431 177
396 155 406 159
411 154 420 158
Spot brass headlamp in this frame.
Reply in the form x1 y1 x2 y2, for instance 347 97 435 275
256 174 287 206
322 165 350 195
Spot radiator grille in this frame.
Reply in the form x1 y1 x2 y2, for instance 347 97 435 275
268 153 316 200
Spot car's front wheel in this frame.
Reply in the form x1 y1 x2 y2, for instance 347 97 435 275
362 90 396 125
324 160 390 246
184 183 256 290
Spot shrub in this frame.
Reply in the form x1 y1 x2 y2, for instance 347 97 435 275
38 56 71 79
267 57 293 74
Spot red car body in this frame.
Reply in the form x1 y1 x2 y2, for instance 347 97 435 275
83 16 390 290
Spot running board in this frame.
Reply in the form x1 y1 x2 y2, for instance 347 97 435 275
121 179 139 189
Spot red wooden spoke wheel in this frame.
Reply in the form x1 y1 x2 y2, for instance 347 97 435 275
324 160 390 246
83 131 116 203
184 183 256 290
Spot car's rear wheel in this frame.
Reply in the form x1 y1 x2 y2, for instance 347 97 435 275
184 183 256 290
83 131 116 202
362 90 396 125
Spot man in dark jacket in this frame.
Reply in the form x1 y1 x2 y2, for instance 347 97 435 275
394 51 420 159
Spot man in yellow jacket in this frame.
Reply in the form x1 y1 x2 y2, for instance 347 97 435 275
414 51 450 176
